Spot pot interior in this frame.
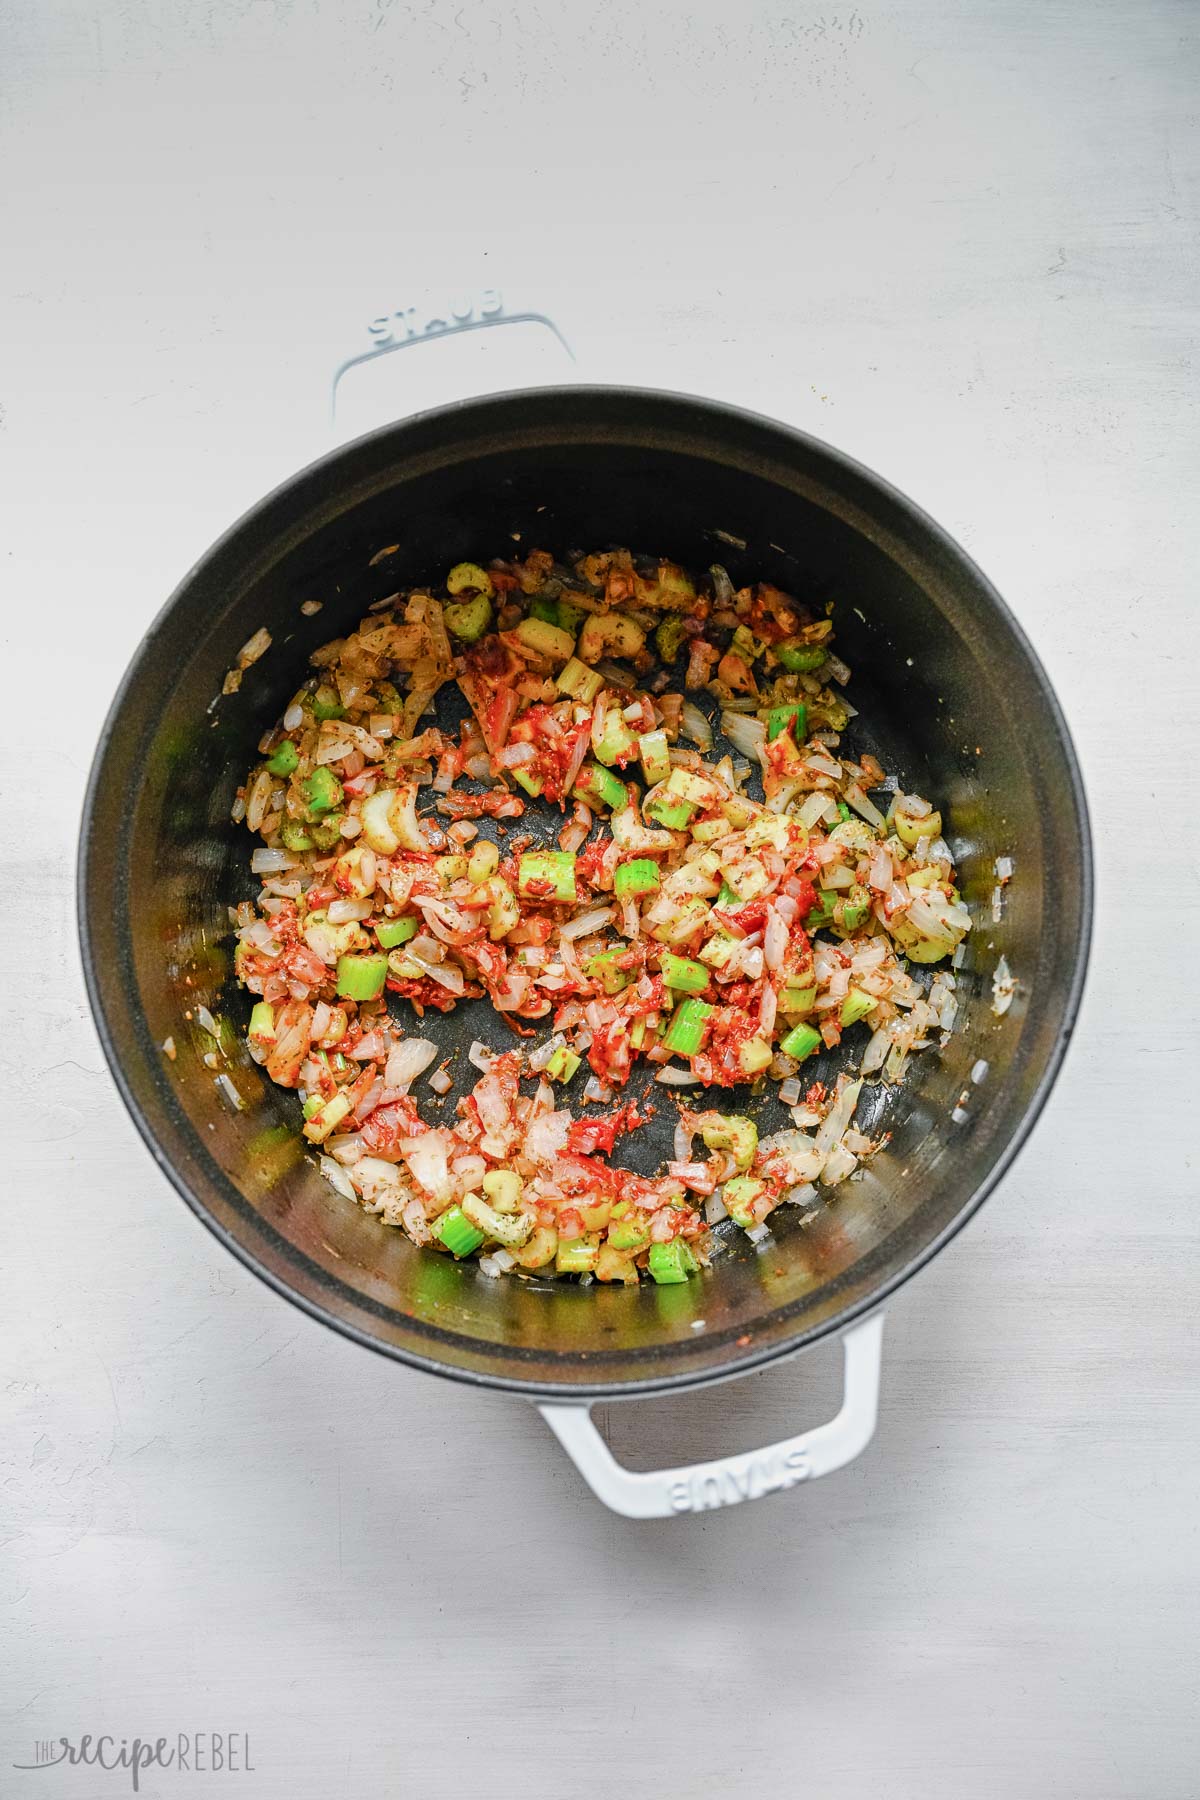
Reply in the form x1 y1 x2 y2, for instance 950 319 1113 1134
80 390 1089 1396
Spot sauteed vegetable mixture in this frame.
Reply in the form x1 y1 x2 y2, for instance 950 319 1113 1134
231 549 970 1284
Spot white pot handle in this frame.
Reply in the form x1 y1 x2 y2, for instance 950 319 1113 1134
330 286 576 433
537 1313 884 1517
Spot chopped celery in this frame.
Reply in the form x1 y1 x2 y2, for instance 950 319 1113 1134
515 616 574 661
312 684 346 720
482 1169 523 1213
512 768 544 798
556 1233 601 1275
737 1037 773 1078
574 761 627 810
248 1001 276 1044
301 1090 352 1143
840 987 876 1026
309 816 345 851
444 592 493 642
529 595 560 624
460 1191 534 1247
646 794 694 830
435 854 469 883
836 886 871 931
266 740 299 776
447 561 495 598
663 997 713 1056
607 1213 651 1252
804 890 838 931
585 948 633 995
698 932 740 970
335 952 388 1000
614 858 660 900
731 624 764 663
766 702 807 742
639 729 672 785
722 1175 766 1229
596 1244 639 1284
661 952 709 994
467 840 500 883
665 766 717 806
555 656 604 702
779 1022 822 1061
779 981 817 1014
517 850 577 903
655 615 688 663
545 1046 581 1083
775 640 828 673
700 1114 757 1169
895 805 943 849
648 1240 698 1284
374 916 417 950
434 1206 487 1258
593 711 638 767
279 819 313 853
303 767 343 816
578 614 645 662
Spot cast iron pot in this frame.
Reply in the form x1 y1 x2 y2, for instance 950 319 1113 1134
78 386 1091 1516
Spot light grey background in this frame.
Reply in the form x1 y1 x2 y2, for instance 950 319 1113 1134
2 2 1197 1797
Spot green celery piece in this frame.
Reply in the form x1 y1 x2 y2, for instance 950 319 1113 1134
779 1021 822 1060
646 794 694 830
663 997 713 1056
639 729 672 786
444 593 493 642
700 1113 757 1169
312 685 346 720
545 1046 581 1083
447 561 495 598
655 615 687 663
648 1240 698 1285
614 858 661 900
766 702 807 742
594 712 638 767
780 981 817 1014
517 851 577 903
737 1037 773 1077
556 1233 600 1275
716 880 744 909
266 740 299 776
556 657 604 702
574 761 627 810
585 948 633 995
309 816 345 851
775 640 828 673
303 767 343 816
660 952 709 993
435 1207 487 1258
722 1175 765 1229
374 916 418 950
838 889 871 930
512 768 544 798
335 953 388 1000
607 1215 650 1252
529 595 560 625
279 819 313 853
840 987 875 1026
248 1001 275 1041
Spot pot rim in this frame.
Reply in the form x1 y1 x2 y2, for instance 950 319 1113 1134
77 383 1094 1401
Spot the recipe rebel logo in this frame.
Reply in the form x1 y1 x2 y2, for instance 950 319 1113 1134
12 1733 255 1791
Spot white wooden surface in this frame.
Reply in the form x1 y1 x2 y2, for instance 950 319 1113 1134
2 3 1197 1796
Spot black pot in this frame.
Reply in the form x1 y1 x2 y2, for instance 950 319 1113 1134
78 388 1091 1514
